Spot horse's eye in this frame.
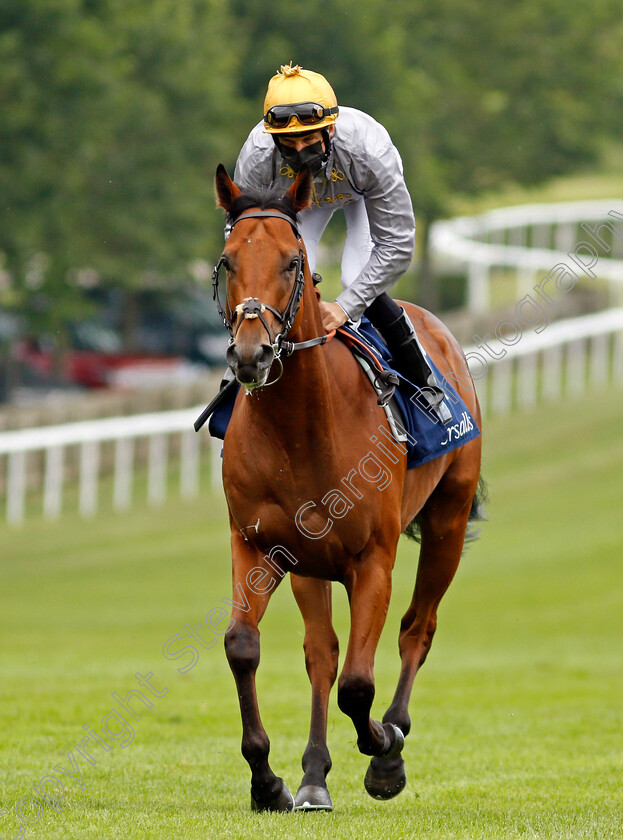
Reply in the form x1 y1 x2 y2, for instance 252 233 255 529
288 258 299 272
222 256 231 272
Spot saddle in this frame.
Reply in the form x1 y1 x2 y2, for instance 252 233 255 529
335 327 400 407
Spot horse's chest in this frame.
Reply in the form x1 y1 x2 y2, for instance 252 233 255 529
226 468 379 580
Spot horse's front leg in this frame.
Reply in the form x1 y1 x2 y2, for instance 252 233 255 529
224 530 294 812
290 575 339 811
338 549 405 760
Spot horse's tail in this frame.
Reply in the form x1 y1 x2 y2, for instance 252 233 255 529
402 475 488 550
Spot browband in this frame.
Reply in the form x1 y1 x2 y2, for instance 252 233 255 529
231 210 300 237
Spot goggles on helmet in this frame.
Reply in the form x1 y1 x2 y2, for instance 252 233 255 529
264 101 339 130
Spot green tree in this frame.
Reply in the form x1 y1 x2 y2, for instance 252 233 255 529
0 0 246 369
376 0 623 306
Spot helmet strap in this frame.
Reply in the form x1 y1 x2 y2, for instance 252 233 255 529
321 128 332 162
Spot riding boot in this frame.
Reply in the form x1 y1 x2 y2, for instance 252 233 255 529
383 309 453 424
365 295 452 425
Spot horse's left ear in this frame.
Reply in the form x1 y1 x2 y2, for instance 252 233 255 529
215 164 241 212
287 165 313 214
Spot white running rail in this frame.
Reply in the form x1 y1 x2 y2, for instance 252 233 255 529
465 307 623 419
0 407 222 525
431 199 623 312
1 308 623 525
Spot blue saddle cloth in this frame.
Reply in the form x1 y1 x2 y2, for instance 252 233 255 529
208 318 480 469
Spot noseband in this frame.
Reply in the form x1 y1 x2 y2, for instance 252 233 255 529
212 210 311 357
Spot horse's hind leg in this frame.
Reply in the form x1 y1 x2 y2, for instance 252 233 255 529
224 530 294 812
364 475 476 800
290 575 339 811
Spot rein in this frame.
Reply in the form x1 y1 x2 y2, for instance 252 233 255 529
212 209 332 363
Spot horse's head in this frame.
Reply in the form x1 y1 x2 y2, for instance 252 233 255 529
214 165 313 389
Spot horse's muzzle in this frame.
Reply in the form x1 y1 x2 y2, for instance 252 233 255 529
226 341 275 389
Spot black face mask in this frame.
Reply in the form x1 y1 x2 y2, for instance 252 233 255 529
277 138 327 177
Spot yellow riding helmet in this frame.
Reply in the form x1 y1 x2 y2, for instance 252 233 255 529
263 63 339 134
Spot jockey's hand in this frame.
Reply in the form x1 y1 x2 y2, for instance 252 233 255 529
320 301 349 332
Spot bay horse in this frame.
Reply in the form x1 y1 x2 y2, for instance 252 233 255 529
212 163 483 812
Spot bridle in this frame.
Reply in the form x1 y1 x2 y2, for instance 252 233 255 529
212 210 333 366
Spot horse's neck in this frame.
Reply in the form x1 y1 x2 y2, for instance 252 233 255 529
278 286 335 411
245 287 339 447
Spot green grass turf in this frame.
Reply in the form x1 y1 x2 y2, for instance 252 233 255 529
1 388 622 839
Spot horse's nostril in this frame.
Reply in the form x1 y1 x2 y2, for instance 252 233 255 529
255 344 275 371
226 344 239 369
226 342 273 379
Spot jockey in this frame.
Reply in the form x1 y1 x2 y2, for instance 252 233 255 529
234 62 451 424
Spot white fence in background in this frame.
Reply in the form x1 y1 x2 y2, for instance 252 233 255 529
1 308 623 526
0 408 222 525
431 200 623 312
468 307 623 417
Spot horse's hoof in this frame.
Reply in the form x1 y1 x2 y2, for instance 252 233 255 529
294 784 333 811
250 779 295 812
364 755 407 800
382 723 405 758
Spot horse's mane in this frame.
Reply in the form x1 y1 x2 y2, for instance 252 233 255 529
229 187 298 224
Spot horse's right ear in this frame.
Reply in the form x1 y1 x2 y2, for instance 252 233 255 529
215 164 241 212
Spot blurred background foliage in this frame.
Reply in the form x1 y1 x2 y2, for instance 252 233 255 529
2 0 623 340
